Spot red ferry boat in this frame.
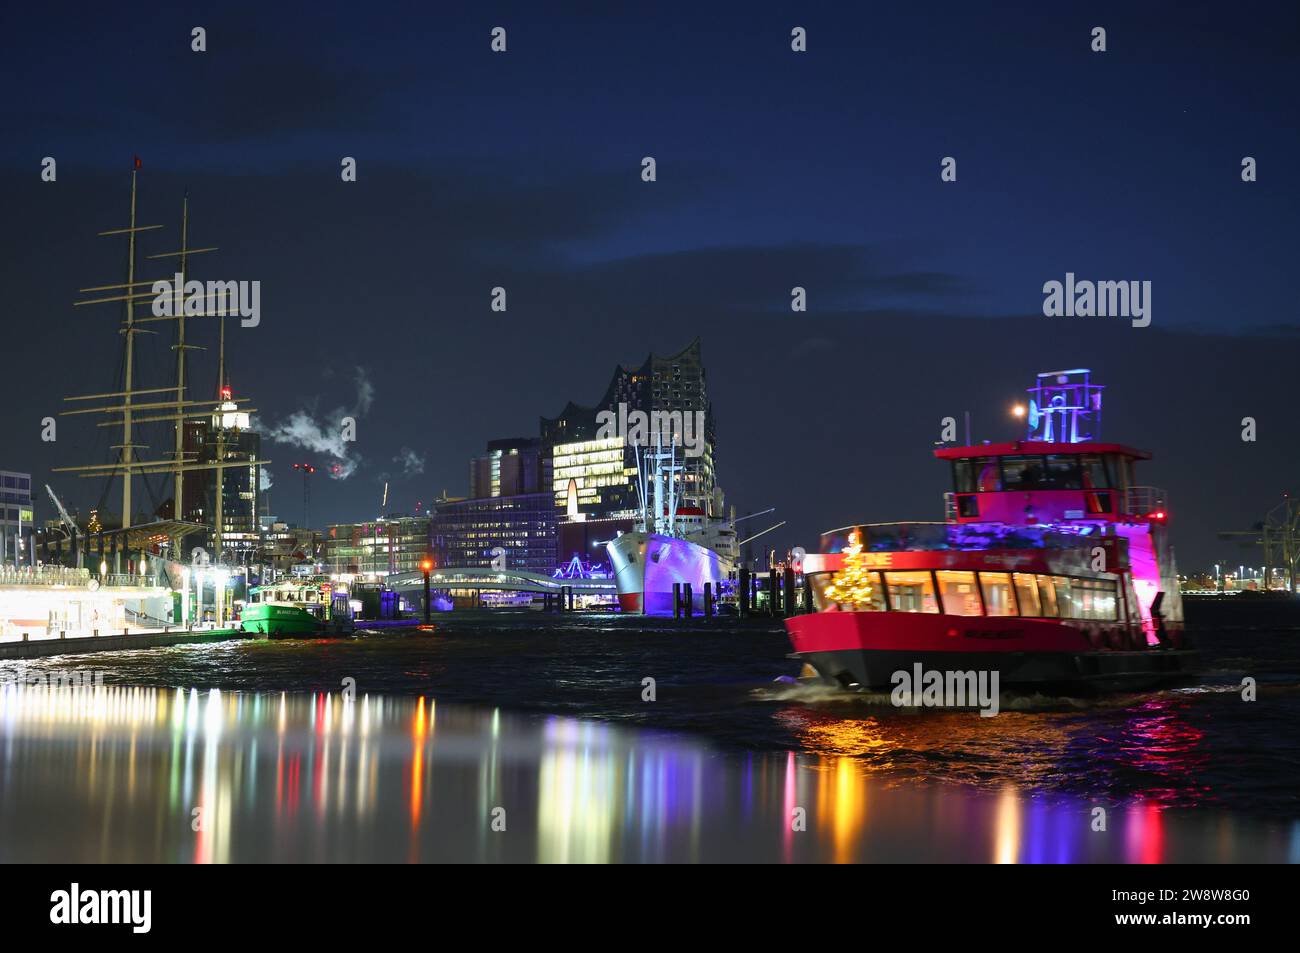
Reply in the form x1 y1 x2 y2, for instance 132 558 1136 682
786 370 1196 693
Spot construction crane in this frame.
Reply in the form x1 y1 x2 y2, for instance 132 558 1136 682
1218 493 1300 591
44 484 83 568
292 463 316 529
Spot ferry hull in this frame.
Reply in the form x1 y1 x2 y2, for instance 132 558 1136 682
786 612 1196 693
240 604 320 638
607 532 732 616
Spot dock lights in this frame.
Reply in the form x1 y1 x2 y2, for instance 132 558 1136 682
1012 404 1026 418
421 558 433 624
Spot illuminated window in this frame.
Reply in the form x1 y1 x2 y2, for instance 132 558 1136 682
1012 573 1041 616
979 572 1017 616
884 571 939 613
1034 575 1059 617
935 570 981 616
807 570 885 611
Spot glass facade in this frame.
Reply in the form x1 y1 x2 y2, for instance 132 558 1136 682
1 471 35 565
429 493 557 573
324 516 430 578
541 340 720 519
551 438 639 516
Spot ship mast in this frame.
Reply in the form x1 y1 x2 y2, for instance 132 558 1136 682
214 316 226 560
121 165 138 533
55 163 270 571
172 194 191 529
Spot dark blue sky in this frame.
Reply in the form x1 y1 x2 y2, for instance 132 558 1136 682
3 1 1297 569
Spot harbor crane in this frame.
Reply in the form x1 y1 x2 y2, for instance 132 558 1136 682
1217 493 1300 591
44 484 83 568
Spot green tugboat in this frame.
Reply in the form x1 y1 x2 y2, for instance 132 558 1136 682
241 579 352 637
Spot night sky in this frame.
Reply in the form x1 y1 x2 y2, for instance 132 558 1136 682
3 1 1297 570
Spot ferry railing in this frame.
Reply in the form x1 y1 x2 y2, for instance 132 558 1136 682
1123 486 1168 517
98 573 164 588
0 565 92 587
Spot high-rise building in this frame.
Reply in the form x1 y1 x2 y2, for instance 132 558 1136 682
185 390 261 563
469 437 545 499
428 493 556 573
323 515 430 579
0 471 34 566
549 436 639 516
540 338 719 521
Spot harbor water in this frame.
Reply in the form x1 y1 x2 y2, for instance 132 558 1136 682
1 613 1297 862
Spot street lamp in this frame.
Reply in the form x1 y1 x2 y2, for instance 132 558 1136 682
421 557 433 623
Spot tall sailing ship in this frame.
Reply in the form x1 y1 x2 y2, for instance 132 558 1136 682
43 160 269 629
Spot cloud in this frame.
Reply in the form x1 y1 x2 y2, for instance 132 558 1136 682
392 447 425 477
265 367 373 480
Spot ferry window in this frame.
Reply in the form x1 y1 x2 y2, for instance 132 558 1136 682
1113 456 1134 492
1000 455 1045 490
1012 573 1041 616
952 460 975 494
1073 578 1118 621
935 571 982 616
975 458 1001 493
979 572 1017 616
1053 577 1076 618
1080 454 1112 489
1085 491 1113 515
808 571 886 612
1034 574 1059 617
884 571 940 613
1042 455 1084 490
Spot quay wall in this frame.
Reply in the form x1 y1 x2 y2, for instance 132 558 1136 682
0 628 248 660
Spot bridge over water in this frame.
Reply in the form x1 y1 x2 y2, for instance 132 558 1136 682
386 568 618 599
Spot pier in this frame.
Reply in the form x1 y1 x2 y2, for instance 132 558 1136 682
0 563 248 658
0 624 246 659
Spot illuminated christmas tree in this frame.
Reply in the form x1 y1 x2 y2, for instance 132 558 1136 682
824 527 875 609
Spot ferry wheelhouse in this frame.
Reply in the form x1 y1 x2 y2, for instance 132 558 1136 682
787 370 1195 692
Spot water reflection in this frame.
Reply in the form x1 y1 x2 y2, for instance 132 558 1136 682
0 683 1287 863
774 693 1214 810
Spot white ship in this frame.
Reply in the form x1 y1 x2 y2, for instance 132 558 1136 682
605 434 774 615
